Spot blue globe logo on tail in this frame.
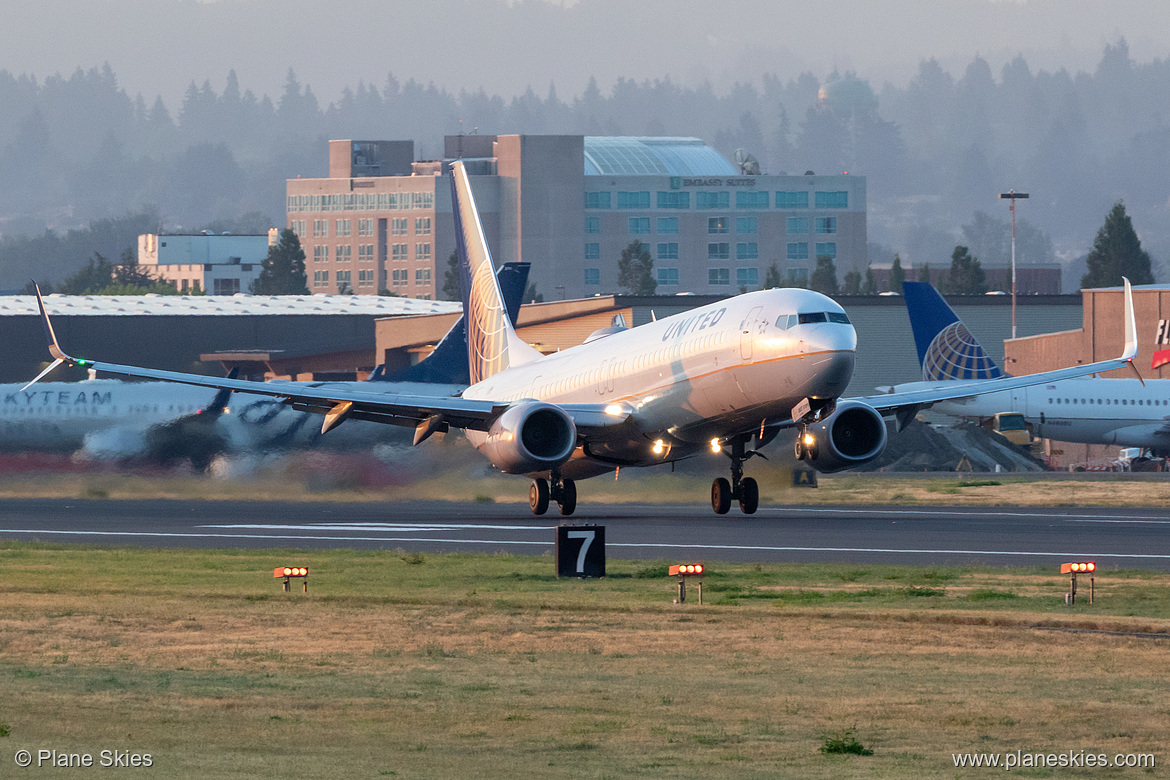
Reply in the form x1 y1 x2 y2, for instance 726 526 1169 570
921 321 1003 381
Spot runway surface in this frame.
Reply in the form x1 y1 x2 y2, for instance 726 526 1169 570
0 498 1168 569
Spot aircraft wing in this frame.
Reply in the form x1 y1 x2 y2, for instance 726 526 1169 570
850 278 1140 429
31 286 631 437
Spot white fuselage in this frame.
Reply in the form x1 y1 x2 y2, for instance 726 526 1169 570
462 288 857 474
894 376 1170 451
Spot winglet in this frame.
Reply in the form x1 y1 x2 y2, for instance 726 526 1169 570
1122 277 1138 361
33 282 76 364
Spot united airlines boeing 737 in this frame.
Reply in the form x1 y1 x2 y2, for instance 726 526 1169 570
32 162 1140 515
890 281 1170 454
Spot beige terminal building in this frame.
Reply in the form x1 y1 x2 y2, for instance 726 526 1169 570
286 135 866 299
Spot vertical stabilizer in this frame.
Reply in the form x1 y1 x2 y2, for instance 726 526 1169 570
902 281 1004 381
450 161 542 384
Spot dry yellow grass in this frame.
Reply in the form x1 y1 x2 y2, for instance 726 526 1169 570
0 545 1167 778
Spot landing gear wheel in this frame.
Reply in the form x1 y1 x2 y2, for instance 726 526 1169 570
557 478 577 516
529 478 549 515
794 436 805 460
711 477 732 514
738 476 759 514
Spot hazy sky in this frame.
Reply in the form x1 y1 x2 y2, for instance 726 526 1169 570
4 0 1170 105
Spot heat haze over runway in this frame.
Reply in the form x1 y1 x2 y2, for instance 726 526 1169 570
0 499 1168 569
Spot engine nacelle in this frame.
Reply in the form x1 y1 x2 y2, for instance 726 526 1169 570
801 400 887 473
477 401 578 474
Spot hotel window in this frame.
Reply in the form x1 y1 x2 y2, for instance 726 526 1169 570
657 242 679 260
628 217 651 234
584 268 600 286
391 243 408 261
815 242 837 258
735 191 769 209
313 245 328 262
736 242 758 260
584 192 612 209
786 217 809 234
213 278 240 295
415 243 432 261
657 217 679 234
737 268 759 287
415 269 432 285
391 218 408 235
313 219 329 237
358 244 374 261
697 191 730 209
313 270 329 287
415 217 431 235
335 245 352 261
657 268 679 286
335 219 352 237
336 269 351 284
656 191 690 209
708 242 730 260
814 191 849 209
776 191 810 209
358 269 375 287
736 216 758 234
585 243 600 260
358 218 374 236
290 220 306 237
392 269 408 286
708 268 730 285
708 216 729 234
787 242 809 260
815 216 837 234
585 216 600 234
616 191 650 209
786 268 809 286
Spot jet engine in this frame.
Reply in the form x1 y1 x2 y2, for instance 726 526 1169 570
798 400 887 473
478 401 578 474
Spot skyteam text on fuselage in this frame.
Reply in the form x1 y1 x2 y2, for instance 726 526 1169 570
31 161 1140 516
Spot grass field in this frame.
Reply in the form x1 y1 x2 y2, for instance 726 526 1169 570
1 542 1167 778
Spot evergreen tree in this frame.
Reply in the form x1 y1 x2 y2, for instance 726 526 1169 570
1081 201 1155 288
617 239 656 295
809 255 839 295
919 263 932 286
944 245 987 294
442 251 460 301
524 282 544 303
764 262 782 288
841 268 861 295
890 254 906 294
862 266 878 295
251 229 308 294
58 253 116 294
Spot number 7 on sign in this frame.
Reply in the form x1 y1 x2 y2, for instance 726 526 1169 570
567 530 595 574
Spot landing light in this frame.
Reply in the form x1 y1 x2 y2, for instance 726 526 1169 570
710 438 722 453
652 439 665 455
604 403 624 417
802 433 816 447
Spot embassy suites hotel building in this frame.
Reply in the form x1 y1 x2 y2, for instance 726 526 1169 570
287 135 865 299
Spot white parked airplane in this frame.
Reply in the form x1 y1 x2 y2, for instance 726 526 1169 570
31 162 1139 515
889 281 1170 454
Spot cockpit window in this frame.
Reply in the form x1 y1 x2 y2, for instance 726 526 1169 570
775 314 790 329
797 312 827 324
827 312 850 324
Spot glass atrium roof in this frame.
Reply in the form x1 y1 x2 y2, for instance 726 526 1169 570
583 137 737 176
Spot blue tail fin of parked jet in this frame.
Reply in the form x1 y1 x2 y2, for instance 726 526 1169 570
369 261 530 385
902 281 1005 381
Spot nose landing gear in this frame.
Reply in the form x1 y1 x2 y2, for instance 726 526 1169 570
529 470 577 516
711 436 760 515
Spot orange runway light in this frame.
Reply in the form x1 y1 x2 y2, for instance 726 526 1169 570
669 563 704 576
1060 562 1095 574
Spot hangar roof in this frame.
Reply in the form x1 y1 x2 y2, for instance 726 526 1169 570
0 294 460 317
583 136 737 177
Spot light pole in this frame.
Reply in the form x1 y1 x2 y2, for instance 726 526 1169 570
998 190 1029 339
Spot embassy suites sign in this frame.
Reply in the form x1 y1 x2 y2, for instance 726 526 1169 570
677 178 757 188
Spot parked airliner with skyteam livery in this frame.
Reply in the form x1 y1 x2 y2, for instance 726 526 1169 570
31 162 1140 515
890 281 1170 453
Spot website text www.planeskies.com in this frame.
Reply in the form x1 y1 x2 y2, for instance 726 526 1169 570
953 750 1154 770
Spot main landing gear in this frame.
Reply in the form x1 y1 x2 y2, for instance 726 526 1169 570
529 470 577 516
711 436 760 515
